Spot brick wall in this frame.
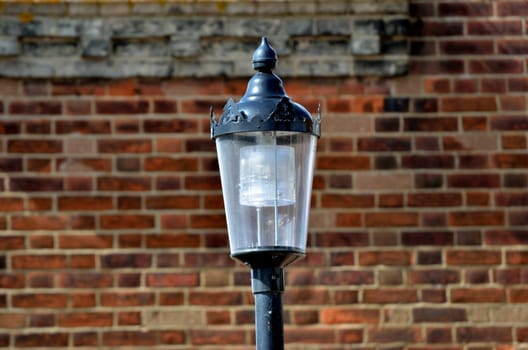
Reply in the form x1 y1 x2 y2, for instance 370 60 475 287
1 0 528 349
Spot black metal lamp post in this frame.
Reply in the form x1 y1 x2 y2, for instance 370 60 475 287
211 37 320 350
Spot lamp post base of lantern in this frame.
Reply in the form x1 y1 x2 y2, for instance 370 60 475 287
251 267 285 350
232 247 305 268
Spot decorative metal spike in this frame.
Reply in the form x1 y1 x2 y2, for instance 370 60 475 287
314 104 322 137
209 106 216 139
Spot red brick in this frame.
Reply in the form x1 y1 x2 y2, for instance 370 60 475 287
509 288 528 302
440 40 494 55
468 20 522 35
101 292 154 307
146 272 199 287
160 330 186 344
184 252 234 267
155 138 182 153
11 215 67 230
185 175 221 190
457 327 512 343
439 2 492 16
451 288 505 302
500 40 528 56
0 236 25 250
103 331 156 346
144 119 198 133
101 253 151 268
408 269 460 285
100 215 154 229
446 250 501 265
486 230 528 245
115 119 140 133
317 156 370 170
56 120 110 134
70 255 95 269
98 176 151 191
59 312 113 327
189 291 242 306
107 79 137 96
365 212 418 227
408 193 462 207
52 81 105 96
441 96 497 112
509 77 528 91
493 153 528 168
58 273 113 288
0 313 25 328
29 235 54 249
181 99 225 114
12 293 68 308
330 252 356 266
12 254 67 269
498 1 528 16
321 194 374 208
144 156 198 171
190 214 226 229
190 330 245 345
337 329 363 344
450 211 504 227
413 307 467 322
502 134 526 149
368 327 422 343
96 100 149 114
286 328 335 344
0 273 24 288
146 233 200 248
315 232 369 247
448 174 500 188
15 333 68 347
160 214 186 229
335 213 362 227
98 139 151 153
359 251 412 266
9 100 62 115
405 117 458 131
284 288 330 305
159 292 184 305
8 140 62 154
379 194 404 208
118 273 141 287
321 307 379 324
73 332 98 346
363 288 417 303
410 60 464 75
26 158 51 173
59 234 113 249
470 59 523 74
58 196 113 211
319 270 374 285
146 195 200 209
118 311 141 326
65 100 92 115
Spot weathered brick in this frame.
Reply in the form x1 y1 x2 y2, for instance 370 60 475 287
413 307 467 322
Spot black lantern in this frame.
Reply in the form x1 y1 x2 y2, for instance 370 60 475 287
211 37 320 350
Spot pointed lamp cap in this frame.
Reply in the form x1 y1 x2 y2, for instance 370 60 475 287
252 37 278 71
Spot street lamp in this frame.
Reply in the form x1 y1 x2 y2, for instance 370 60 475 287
211 37 321 350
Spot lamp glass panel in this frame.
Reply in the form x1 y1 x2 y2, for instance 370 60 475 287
215 131 317 255
239 145 295 207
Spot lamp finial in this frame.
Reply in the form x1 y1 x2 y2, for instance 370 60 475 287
252 37 277 71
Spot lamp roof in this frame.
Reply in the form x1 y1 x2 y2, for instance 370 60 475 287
211 37 320 139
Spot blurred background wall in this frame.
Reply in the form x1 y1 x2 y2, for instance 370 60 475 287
0 0 527 349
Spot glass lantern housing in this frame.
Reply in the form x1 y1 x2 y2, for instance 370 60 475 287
211 37 320 268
